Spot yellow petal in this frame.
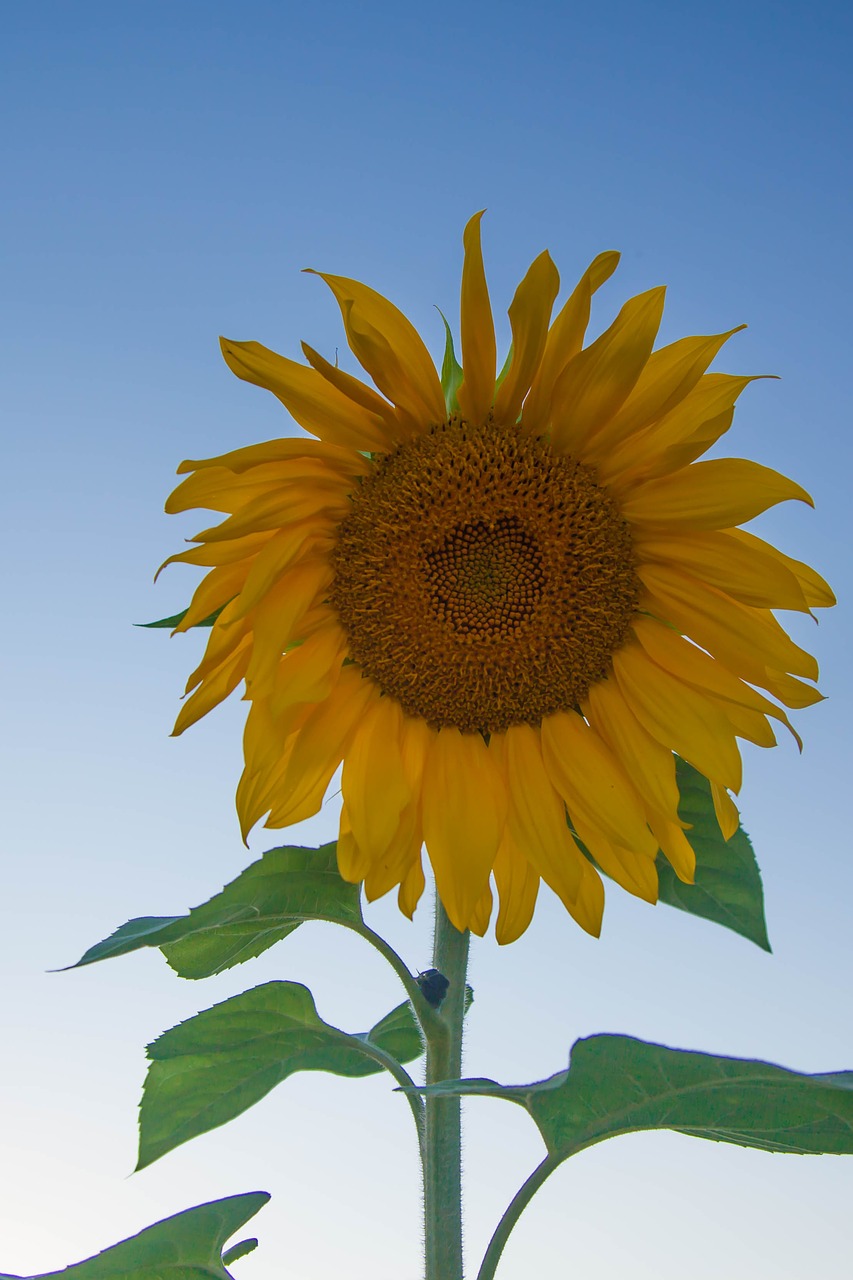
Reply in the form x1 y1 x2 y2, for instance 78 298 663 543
245 556 334 698
622 458 813 532
550 287 666 454
637 408 736 482
220 338 391 450
540 711 659 859
648 813 696 883
612 642 743 792
346 714 432 903
759 668 826 709
399 712 435 793
177 436 369 478
307 273 445 427
172 635 252 736
711 783 740 841
728 529 836 609
174 561 252 632
241 703 317 835
421 728 506 931
156 532 273 579
719 700 776 747
635 529 810 612
342 696 413 867
166 464 293 516
336 803 372 882
456 212 497 426
193 483 350 545
242 694 289 777
469 883 494 937
499 725 592 914
522 250 620 436
586 328 745 460
398 854 426 919
571 815 659 904
268 666 378 827
630 615 801 748
563 858 606 938
493 831 539 945
237 753 287 844
301 341 404 437
363 808 422 902
583 678 683 825
638 563 819 683
597 373 759 485
236 702 311 840
233 524 334 621
493 250 560 426
269 624 347 721
184 603 251 695
167 458 351 517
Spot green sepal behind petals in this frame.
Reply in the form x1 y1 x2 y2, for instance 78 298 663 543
0 1192 270 1280
137 982 424 1168
437 308 463 414
409 1034 853 1158
137 603 226 629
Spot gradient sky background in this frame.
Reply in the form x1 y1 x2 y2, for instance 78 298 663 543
2 2 852 1276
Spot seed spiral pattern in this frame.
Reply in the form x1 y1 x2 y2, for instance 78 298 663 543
331 416 639 734
425 515 544 639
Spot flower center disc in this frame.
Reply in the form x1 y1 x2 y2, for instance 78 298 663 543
331 417 639 734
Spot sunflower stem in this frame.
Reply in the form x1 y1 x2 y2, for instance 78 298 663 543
423 898 469 1280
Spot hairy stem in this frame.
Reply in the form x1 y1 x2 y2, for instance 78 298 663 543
423 899 470 1280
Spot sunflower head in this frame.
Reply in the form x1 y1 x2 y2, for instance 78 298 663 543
163 214 833 943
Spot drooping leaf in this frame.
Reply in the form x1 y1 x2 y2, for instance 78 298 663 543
137 603 227 629
437 308 463 414
71 843 361 979
657 758 771 951
0 1192 269 1280
138 982 423 1168
412 1034 853 1159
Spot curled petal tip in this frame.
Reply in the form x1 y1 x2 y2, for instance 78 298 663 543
464 209 487 234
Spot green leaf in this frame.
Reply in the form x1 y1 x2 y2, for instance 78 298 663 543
138 982 424 1168
65 916 187 966
136 604 227 629
364 999 425 1064
437 308 463 414
412 1034 853 1159
657 758 770 951
0 1192 269 1279
71 843 361 979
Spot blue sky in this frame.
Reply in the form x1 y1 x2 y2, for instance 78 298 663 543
2 2 852 1276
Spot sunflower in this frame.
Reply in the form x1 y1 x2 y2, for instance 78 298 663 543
162 214 833 943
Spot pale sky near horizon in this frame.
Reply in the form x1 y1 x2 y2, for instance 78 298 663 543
2 2 853 1277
